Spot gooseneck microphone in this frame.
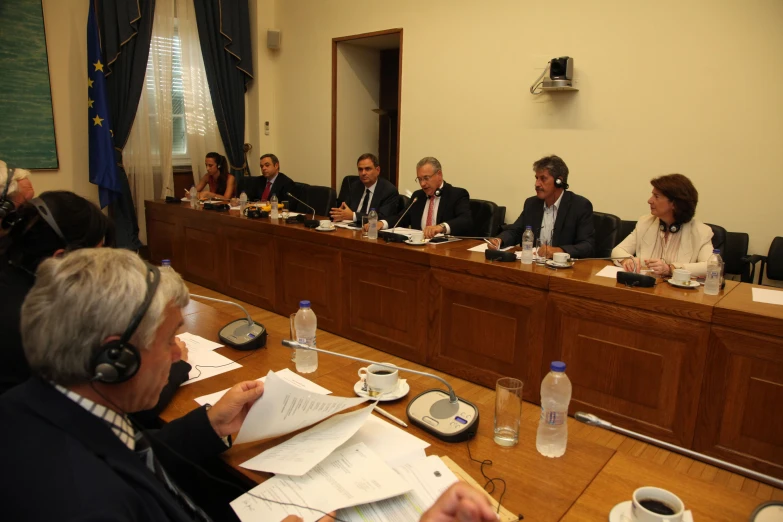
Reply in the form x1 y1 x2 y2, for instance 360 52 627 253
281 339 479 442
189 294 267 350
575 412 783 489
378 196 419 243
285 192 320 228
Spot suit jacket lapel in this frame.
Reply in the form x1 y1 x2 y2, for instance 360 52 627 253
531 199 544 239
435 182 451 223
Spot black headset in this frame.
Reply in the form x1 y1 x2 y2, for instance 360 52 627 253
30 197 67 243
91 263 161 384
433 188 441 198
659 221 682 234
554 177 569 190
0 168 16 222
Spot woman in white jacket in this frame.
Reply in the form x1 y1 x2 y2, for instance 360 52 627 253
612 174 714 277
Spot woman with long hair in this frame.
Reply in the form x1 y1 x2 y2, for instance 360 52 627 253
194 152 235 199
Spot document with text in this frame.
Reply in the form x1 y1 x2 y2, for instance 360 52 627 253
230 443 411 522
234 370 368 444
193 368 332 406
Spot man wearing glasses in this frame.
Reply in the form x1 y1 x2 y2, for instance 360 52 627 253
379 157 473 238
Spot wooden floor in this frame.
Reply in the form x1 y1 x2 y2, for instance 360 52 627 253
185 281 783 510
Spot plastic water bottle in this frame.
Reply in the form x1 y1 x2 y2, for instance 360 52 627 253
294 300 318 373
189 186 197 209
239 191 248 214
704 249 723 295
536 361 572 458
270 194 279 219
368 208 378 239
161 259 172 268
521 226 534 264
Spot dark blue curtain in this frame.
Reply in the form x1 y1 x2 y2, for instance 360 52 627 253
193 0 254 188
94 0 156 250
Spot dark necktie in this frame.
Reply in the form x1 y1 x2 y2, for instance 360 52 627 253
135 432 212 522
426 195 436 227
261 180 272 201
360 188 371 215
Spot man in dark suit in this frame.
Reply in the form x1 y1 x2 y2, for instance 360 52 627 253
490 155 595 258
259 153 297 203
380 157 473 238
330 152 399 223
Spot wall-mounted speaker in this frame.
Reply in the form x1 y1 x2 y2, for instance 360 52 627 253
267 30 281 50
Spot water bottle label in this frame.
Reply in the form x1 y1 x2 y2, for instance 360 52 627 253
540 409 566 425
297 337 316 347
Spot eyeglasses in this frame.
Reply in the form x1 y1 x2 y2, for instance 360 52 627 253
414 174 439 184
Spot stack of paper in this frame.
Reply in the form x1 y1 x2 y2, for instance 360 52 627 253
193 368 332 406
176 333 242 386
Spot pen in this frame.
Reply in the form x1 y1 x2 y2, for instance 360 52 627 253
373 405 408 428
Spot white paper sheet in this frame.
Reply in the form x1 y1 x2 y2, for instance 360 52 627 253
181 349 242 386
334 223 361 230
176 332 223 351
337 455 459 522
752 287 783 305
230 443 411 522
467 243 513 253
596 265 623 278
193 368 332 406
240 404 376 476
338 415 429 469
234 370 369 444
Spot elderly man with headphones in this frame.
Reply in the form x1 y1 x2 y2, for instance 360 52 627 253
488 154 595 259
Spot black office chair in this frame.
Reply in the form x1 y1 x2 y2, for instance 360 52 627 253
743 236 783 285
469 199 500 238
706 223 727 254
287 182 310 213
616 220 637 247
493 206 506 236
398 194 410 212
593 212 621 258
238 176 265 200
723 231 751 281
305 185 337 217
337 175 359 203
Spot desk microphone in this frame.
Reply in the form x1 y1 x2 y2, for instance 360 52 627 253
379 197 419 243
575 412 783 489
281 339 479 442
573 256 656 287
189 294 267 350
285 192 320 228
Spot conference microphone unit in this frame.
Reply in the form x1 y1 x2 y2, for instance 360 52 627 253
485 249 517 262
286 192 320 228
281 339 479 442
378 196 419 243
574 256 656 288
575 412 783 489
189 294 267 350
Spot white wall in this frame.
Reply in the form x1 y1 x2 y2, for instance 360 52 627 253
269 0 783 256
336 43 380 188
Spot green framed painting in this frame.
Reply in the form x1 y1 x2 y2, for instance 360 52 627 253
0 0 58 169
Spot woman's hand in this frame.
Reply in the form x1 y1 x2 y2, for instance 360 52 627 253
620 257 640 272
645 258 671 277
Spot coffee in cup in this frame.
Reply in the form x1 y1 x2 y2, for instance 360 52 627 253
672 268 691 283
409 231 425 244
552 252 571 265
358 363 399 397
631 487 684 522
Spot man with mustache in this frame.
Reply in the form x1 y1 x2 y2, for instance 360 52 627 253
488 155 595 259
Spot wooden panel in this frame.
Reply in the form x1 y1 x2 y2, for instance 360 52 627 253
222 228 276 311
694 325 783 478
145 208 179 267
545 292 710 447
276 239 342 334
341 252 429 363
429 268 547 402
180 223 224 290
713 283 783 338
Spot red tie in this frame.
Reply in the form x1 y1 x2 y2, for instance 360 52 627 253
425 196 435 227
261 181 272 201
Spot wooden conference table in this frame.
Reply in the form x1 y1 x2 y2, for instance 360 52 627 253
146 199 783 481
163 293 782 521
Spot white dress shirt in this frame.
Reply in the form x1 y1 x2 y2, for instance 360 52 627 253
539 190 563 244
419 183 451 234
353 180 377 221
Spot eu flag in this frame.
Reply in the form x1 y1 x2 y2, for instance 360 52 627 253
87 2 120 208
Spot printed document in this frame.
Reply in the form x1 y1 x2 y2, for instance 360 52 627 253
193 368 332 406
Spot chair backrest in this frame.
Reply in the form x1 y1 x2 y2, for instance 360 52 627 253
305 185 336 216
766 236 783 281
398 194 410 213
238 176 264 200
723 231 749 277
289 182 310 213
706 223 727 254
337 175 359 202
469 199 499 238
616 220 637 247
593 212 621 258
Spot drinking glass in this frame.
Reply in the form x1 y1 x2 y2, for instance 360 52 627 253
536 238 548 264
361 215 369 237
289 313 297 362
494 377 524 446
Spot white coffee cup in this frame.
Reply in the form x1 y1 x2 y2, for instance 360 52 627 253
409 231 425 244
319 219 334 229
552 252 571 264
358 363 399 397
631 487 684 522
672 268 691 283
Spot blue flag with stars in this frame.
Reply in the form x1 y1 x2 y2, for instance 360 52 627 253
87 2 120 208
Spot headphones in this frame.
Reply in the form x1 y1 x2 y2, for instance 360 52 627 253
0 168 16 222
659 221 682 234
30 197 67 243
554 177 569 190
91 263 161 384
433 188 441 198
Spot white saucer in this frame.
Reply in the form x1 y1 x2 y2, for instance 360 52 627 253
404 239 427 246
315 226 336 232
667 279 701 289
608 500 632 522
545 259 574 269
354 379 410 401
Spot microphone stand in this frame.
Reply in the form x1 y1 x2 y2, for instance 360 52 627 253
189 294 267 350
285 192 320 228
379 197 419 243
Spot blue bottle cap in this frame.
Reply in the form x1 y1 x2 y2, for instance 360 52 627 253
525 225 532 229
713 249 720 254
299 300 311 308
370 208 376 211
550 361 566 372
161 259 171 267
